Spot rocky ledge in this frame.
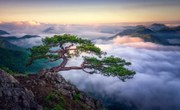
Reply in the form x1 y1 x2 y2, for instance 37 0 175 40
0 69 103 110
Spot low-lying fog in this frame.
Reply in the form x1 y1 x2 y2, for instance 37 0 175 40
61 37 180 110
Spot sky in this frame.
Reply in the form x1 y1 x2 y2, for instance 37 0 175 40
0 0 180 24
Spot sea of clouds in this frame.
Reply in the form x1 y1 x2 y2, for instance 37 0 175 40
0 21 122 38
1 22 180 110
61 38 180 110
0 21 122 47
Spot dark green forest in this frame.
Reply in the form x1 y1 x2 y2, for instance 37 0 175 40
0 47 28 73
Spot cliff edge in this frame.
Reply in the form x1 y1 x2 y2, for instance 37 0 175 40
0 69 103 110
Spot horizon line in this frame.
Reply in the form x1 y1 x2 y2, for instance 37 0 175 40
0 20 180 25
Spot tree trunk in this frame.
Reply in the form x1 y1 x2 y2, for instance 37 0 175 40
51 51 68 72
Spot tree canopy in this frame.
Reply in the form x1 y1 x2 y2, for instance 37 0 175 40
27 34 135 80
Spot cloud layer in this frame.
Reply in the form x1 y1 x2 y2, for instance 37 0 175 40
60 40 180 110
113 36 143 44
0 21 123 39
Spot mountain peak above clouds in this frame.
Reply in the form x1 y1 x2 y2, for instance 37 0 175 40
0 30 9 35
148 23 167 31
43 27 55 33
110 23 180 45
0 35 40 41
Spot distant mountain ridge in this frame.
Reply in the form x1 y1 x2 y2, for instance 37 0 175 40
43 27 55 33
148 23 167 31
0 38 24 51
111 23 180 45
117 25 154 36
0 30 9 35
0 35 40 41
0 38 28 72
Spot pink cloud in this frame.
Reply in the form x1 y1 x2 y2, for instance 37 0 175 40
113 36 144 44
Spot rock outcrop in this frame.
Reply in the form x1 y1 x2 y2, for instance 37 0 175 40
0 69 42 110
0 69 103 110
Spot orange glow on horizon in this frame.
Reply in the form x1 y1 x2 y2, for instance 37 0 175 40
0 1 180 24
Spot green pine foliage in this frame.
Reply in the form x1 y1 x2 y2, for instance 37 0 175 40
42 34 91 46
84 56 135 79
28 34 135 80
